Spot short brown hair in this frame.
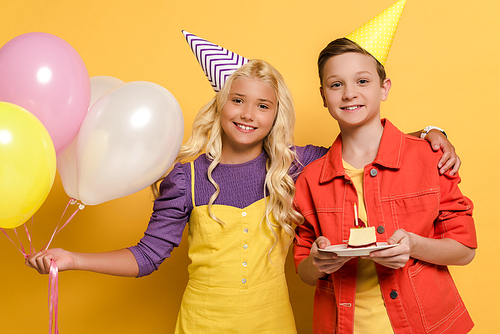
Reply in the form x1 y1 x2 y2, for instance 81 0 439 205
318 37 387 86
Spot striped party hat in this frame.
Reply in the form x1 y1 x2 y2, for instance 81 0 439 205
346 0 407 65
182 30 249 92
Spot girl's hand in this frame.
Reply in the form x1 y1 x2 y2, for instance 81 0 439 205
424 129 461 175
364 229 412 269
25 248 75 274
310 236 353 274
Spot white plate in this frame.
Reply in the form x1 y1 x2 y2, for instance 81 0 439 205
318 242 398 256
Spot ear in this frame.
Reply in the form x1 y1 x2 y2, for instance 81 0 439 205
380 78 391 101
319 86 327 107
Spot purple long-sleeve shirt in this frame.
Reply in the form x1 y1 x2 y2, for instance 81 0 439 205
128 145 327 277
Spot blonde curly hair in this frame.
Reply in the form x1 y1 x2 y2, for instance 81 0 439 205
151 59 302 248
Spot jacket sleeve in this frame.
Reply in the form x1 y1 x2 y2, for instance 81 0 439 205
293 176 320 271
435 171 477 248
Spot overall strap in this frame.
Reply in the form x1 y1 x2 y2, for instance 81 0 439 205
190 161 196 208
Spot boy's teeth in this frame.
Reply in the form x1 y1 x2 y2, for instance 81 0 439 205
344 106 359 110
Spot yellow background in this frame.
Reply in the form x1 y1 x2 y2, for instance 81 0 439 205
1 0 498 333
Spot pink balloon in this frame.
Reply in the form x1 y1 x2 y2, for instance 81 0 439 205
0 32 90 154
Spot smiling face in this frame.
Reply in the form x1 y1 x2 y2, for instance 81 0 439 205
320 52 391 130
220 77 277 161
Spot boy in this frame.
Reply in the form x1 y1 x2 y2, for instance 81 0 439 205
292 2 477 333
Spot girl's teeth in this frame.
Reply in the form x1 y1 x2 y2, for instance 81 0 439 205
237 124 254 130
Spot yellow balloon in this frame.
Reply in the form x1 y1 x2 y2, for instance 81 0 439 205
0 102 56 229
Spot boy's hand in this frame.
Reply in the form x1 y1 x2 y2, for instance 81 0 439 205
424 129 461 175
364 229 412 269
310 236 353 274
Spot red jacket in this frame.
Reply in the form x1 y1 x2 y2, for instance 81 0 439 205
294 119 477 334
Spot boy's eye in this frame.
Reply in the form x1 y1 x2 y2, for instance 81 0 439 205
358 79 369 84
331 82 342 88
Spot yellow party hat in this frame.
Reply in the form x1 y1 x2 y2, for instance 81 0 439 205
346 0 407 65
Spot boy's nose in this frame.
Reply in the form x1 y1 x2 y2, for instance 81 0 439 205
343 86 357 100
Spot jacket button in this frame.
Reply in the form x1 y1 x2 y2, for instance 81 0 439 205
390 290 398 299
370 168 378 177
377 226 385 234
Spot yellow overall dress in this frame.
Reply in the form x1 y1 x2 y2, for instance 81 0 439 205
174 163 297 333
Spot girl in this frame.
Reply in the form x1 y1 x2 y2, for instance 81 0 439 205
27 59 324 333
26 58 457 333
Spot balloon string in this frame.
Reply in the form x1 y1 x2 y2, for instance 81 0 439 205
13 227 28 257
25 217 36 255
42 198 83 334
43 198 84 251
43 198 73 250
0 227 27 258
48 259 59 334
1 199 84 333
1 199 84 334
1 199 82 259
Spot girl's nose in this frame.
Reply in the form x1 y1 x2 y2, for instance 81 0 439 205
240 106 255 121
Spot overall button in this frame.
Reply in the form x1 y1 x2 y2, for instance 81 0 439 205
243 228 249 233
241 279 247 284
242 212 247 217
242 262 247 267
377 226 385 234
390 290 398 299
243 244 248 249
370 168 378 177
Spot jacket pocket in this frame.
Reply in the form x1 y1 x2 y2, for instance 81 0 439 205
387 190 440 235
407 262 464 332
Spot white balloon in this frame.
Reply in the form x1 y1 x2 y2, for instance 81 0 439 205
57 76 124 200
89 76 125 107
57 137 79 199
76 81 184 205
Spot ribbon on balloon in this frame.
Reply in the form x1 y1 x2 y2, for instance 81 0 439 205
1 198 84 334
49 260 59 334
0 200 84 257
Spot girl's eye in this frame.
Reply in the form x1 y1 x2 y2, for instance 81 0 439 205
258 104 269 109
232 98 243 104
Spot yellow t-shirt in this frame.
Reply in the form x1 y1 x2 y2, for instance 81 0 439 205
343 160 393 334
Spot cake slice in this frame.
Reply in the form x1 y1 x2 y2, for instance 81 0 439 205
347 226 376 248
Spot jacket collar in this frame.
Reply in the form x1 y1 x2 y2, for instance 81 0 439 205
320 119 405 183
